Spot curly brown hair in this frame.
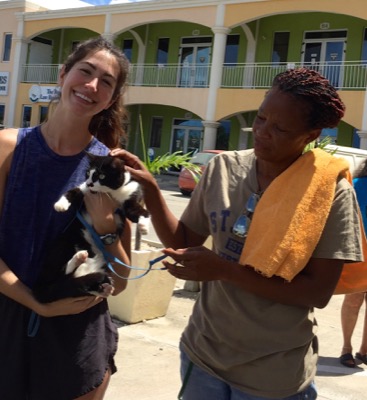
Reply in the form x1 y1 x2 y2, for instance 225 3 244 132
272 68 345 130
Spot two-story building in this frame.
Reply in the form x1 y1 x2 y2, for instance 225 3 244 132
2 0 367 158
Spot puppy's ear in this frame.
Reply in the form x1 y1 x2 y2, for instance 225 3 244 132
112 156 126 168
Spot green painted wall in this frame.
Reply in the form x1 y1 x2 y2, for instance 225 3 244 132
256 12 367 62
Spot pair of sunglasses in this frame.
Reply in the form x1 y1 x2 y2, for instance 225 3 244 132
232 192 262 238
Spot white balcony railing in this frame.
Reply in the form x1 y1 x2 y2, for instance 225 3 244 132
221 61 367 89
22 64 62 84
21 61 367 90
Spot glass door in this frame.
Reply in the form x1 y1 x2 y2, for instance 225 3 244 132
187 129 202 154
324 41 344 87
171 120 203 154
303 34 345 87
172 128 186 153
178 38 211 87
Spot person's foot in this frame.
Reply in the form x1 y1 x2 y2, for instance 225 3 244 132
339 353 356 368
355 352 367 365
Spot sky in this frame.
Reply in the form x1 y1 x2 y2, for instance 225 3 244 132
0 0 148 10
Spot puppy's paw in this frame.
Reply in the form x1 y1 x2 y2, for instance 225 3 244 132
99 282 115 297
66 250 89 275
54 196 71 212
76 250 88 263
138 216 150 235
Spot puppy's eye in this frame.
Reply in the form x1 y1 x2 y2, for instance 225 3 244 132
99 174 105 180
86 171 90 177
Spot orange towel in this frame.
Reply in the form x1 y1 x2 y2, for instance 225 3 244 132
239 148 350 281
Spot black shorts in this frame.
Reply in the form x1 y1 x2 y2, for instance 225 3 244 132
0 293 118 400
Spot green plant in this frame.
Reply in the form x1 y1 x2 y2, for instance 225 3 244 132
134 115 201 250
303 135 336 153
138 115 201 176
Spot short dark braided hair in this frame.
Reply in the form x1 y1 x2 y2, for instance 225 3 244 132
272 68 345 130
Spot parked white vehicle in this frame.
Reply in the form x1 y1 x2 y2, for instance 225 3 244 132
325 144 367 174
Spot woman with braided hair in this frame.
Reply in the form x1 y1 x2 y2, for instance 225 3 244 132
114 68 363 399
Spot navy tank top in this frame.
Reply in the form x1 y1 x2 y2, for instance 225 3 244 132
0 126 109 287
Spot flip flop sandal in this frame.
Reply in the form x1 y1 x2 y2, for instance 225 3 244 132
339 353 356 368
355 352 367 365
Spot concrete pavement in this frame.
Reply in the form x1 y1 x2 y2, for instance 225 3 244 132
106 284 367 400
105 175 367 400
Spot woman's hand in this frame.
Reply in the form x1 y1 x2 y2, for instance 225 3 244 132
162 246 224 282
36 295 104 317
110 149 156 189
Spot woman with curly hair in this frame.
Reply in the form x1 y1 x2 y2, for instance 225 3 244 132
0 36 131 400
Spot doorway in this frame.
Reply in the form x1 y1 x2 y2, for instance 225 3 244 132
178 37 212 87
171 119 203 154
302 30 346 87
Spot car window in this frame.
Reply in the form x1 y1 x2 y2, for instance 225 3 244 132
191 152 217 165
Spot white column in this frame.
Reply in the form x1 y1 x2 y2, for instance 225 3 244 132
206 26 230 123
202 120 220 150
7 13 27 128
202 25 230 150
357 130 367 150
103 13 113 42
357 87 367 149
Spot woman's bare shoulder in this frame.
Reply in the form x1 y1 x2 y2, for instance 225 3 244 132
0 128 18 167
0 128 18 146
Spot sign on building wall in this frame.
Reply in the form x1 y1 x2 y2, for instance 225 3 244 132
29 85 59 103
0 72 9 96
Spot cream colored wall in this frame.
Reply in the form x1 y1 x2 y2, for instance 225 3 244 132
215 89 267 120
16 83 48 127
225 0 367 27
339 91 366 129
110 5 217 32
0 5 22 126
125 86 209 119
24 15 105 38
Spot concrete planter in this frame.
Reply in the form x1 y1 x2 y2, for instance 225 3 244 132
108 247 176 324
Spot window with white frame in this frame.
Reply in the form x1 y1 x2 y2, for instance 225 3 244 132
22 105 32 128
2 33 12 62
0 104 5 128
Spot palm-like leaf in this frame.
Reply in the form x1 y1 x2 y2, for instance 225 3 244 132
144 151 202 175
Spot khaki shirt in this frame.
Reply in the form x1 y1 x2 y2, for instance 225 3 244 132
180 150 363 398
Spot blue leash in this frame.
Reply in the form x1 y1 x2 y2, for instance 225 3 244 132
27 212 168 338
76 211 168 280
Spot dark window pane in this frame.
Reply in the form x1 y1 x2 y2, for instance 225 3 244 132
157 38 169 64
22 106 32 128
123 39 133 61
362 28 367 61
272 32 290 63
225 35 239 65
182 37 212 45
305 31 347 39
0 104 5 128
150 117 163 148
3 34 12 62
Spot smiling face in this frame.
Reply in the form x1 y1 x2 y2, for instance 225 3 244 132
58 49 119 119
252 88 320 166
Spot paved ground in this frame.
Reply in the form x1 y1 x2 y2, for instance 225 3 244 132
105 175 367 400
